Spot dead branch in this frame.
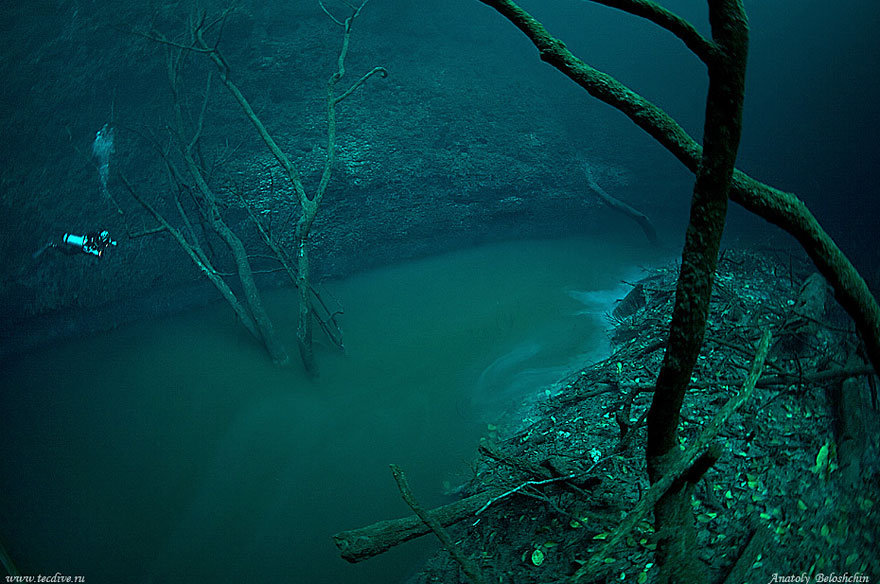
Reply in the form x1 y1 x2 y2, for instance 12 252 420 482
335 446 601 566
335 66 388 103
119 171 262 342
478 438 553 479
614 382 643 442
127 225 167 238
584 0 718 63
476 474 576 516
169 59 289 365
119 28 291 364
235 190 346 350
755 365 875 388
390 464 487 584
186 3 384 375
584 163 659 244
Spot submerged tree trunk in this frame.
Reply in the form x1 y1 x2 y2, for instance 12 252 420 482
190 2 385 376
121 173 261 345
124 35 291 365
645 2 749 581
211 213 290 366
295 214 317 376
176 98 291 366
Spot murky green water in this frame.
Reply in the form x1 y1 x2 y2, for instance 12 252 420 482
0 237 664 583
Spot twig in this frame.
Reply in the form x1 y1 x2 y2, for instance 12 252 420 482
756 365 875 388
475 443 619 517
617 403 650 452
475 473 576 515
318 0 345 26
335 66 388 103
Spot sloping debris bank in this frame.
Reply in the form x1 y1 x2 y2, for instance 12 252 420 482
334 248 879 583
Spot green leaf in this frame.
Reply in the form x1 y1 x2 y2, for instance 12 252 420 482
813 442 830 474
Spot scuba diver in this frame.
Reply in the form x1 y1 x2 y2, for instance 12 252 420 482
33 230 117 259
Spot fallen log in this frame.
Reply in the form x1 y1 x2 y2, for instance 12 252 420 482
333 487 506 563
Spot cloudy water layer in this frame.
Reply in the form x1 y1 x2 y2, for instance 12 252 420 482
0 236 667 583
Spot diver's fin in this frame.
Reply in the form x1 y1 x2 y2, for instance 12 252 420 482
32 241 54 259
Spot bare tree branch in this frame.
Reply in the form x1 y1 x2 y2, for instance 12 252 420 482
186 2 384 375
584 0 718 63
584 162 659 244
